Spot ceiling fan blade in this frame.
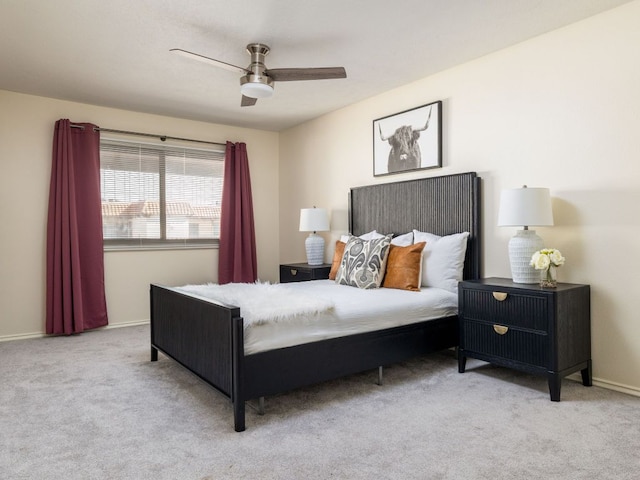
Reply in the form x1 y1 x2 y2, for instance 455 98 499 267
241 95 257 107
170 48 248 74
265 67 347 82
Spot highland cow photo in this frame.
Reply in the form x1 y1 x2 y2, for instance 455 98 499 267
373 100 442 176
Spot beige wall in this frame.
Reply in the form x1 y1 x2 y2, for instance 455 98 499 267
0 91 279 338
279 2 640 394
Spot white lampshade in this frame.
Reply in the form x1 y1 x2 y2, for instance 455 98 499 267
299 208 329 266
498 186 554 284
299 208 329 233
497 187 553 227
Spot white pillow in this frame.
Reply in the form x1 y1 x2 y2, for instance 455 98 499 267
359 230 384 241
341 231 411 246
413 230 470 293
340 230 384 243
390 231 413 246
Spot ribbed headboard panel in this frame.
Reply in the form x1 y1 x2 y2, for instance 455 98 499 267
348 172 481 280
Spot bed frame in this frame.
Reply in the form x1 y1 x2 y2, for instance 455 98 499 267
150 172 481 431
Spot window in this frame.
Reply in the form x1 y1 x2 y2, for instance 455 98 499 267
100 138 224 249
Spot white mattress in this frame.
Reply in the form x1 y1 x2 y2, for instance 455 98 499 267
179 280 457 355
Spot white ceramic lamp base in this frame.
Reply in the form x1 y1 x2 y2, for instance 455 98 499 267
508 229 544 283
305 233 325 265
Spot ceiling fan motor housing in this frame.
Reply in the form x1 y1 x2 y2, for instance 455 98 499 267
240 43 275 98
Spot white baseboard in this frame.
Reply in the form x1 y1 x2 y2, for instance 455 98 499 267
567 372 640 398
103 319 150 329
0 331 46 342
593 378 640 397
0 320 150 342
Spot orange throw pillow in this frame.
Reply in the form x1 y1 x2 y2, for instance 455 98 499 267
382 242 426 291
329 240 346 280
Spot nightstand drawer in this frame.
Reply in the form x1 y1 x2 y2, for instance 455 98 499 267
279 263 331 283
462 320 549 367
280 266 312 282
460 288 549 331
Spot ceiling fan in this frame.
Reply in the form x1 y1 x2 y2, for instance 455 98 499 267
171 43 347 107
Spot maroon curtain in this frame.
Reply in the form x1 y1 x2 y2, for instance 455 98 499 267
218 142 258 284
46 119 108 334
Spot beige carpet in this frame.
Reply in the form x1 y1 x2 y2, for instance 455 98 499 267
1 325 639 479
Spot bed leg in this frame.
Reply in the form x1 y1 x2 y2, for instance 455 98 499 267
234 401 246 432
232 316 246 432
377 366 384 386
258 397 265 415
150 346 158 362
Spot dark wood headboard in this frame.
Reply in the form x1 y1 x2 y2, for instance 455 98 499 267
348 172 481 281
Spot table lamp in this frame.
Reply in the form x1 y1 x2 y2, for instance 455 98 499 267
498 186 553 283
299 207 330 265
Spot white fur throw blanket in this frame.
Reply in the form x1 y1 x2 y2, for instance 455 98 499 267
176 282 334 326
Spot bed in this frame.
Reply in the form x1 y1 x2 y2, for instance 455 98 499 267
150 172 481 431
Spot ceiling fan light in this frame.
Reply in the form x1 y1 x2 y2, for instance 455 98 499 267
240 82 274 99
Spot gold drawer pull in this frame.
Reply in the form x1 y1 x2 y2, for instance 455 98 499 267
493 325 509 335
290 269 297 276
492 291 508 301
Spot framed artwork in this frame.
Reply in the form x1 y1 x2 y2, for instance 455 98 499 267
373 100 442 176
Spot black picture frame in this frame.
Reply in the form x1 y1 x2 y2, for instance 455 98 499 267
373 100 442 176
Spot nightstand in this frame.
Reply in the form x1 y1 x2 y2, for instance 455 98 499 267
457 277 591 401
280 263 331 283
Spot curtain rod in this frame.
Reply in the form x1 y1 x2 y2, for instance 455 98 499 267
69 123 226 147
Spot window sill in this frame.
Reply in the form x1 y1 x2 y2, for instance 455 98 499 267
103 242 219 252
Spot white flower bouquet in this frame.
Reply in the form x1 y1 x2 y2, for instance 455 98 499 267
530 248 565 287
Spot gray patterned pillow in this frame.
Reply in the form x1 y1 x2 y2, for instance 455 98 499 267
335 234 392 289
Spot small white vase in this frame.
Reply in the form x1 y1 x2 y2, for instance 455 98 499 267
540 265 557 288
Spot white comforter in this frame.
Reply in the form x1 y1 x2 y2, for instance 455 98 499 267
176 280 457 355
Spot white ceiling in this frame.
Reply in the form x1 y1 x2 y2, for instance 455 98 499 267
0 0 631 131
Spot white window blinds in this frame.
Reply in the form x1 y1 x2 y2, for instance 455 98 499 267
100 138 224 248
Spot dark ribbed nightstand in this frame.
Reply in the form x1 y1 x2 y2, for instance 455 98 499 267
279 263 331 283
457 277 592 401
